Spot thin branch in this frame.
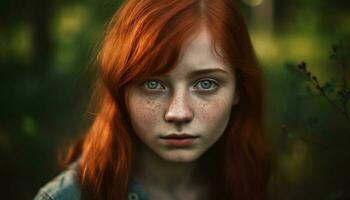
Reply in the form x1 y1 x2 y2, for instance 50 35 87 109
307 77 350 124
334 41 349 121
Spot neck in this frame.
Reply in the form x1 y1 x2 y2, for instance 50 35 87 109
133 143 208 197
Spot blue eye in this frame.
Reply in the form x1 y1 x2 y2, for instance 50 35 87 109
195 79 219 91
141 79 219 92
143 80 164 90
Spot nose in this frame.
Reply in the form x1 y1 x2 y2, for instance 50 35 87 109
164 90 194 124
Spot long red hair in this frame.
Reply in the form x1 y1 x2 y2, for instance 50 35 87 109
63 0 271 199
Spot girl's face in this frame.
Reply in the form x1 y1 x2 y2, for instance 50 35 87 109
125 27 238 163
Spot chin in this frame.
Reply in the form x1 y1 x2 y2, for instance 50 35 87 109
157 150 203 163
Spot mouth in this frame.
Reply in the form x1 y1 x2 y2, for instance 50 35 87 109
160 133 199 139
159 133 200 146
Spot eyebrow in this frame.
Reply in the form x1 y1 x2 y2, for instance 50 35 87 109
154 68 230 81
187 68 230 78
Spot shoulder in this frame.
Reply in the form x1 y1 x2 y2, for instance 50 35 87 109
33 162 81 200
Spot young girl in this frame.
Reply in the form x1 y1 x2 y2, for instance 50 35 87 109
34 0 271 199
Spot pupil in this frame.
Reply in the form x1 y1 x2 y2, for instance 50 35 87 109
148 81 157 89
201 80 211 89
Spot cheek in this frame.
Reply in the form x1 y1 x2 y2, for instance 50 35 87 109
128 95 164 132
195 96 232 131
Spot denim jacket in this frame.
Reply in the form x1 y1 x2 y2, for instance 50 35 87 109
33 162 149 200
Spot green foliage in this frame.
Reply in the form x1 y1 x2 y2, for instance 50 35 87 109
281 41 350 199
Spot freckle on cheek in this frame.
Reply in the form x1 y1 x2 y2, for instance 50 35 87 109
197 99 227 121
135 99 161 119
145 99 159 109
196 102 211 120
146 99 153 105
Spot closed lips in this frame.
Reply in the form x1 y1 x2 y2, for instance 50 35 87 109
160 134 199 139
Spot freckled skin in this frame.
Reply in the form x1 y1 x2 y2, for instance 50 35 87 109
125 27 238 163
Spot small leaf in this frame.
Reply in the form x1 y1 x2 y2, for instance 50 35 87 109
297 61 307 71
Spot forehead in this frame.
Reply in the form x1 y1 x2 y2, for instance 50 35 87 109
165 27 232 78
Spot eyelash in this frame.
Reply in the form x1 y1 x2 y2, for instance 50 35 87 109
141 79 220 92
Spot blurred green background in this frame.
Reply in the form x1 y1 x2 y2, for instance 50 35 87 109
0 0 349 199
